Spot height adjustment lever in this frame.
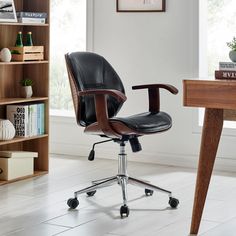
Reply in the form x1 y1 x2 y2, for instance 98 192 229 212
88 139 113 161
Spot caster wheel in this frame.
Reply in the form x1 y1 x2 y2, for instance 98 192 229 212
169 197 179 208
145 189 154 196
120 205 130 218
87 190 96 197
67 198 79 209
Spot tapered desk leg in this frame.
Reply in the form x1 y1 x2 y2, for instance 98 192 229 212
190 108 223 235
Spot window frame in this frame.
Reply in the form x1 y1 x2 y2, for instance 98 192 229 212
50 0 94 118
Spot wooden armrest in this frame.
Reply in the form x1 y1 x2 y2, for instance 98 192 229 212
132 84 178 94
79 89 127 102
78 89 126 138
132 84 178 113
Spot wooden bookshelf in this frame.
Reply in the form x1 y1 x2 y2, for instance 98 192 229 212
0 0 50 184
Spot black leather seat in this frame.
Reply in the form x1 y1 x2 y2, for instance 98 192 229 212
65 51 179 217
112 111 172 134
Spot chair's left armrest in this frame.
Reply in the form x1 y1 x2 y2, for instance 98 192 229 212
132 84 178 113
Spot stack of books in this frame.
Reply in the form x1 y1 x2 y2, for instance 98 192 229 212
215 62 236 80
6 103 45 137
17 12 47 24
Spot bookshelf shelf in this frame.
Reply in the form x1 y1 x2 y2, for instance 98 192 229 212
0 97 48 105
0 134 48 146
0 171 48 186
0 0 50 184
0 60 49 65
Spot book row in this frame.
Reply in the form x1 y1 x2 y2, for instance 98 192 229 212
7 103 45 137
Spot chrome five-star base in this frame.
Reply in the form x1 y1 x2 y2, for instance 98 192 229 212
67 141 179 217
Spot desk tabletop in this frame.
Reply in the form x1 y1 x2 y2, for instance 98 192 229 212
183 79 236 109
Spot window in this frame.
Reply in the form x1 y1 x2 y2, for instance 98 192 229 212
50 0 86 115
207 0 236 77
199 0 236 128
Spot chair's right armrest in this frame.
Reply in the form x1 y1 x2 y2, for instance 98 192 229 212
132 84 178 113
132 84 178 94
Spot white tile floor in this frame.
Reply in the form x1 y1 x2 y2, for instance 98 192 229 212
1 155 236 235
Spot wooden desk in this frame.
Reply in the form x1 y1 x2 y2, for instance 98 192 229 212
183 79 236 235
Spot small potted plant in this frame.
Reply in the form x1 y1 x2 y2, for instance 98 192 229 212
20 78 33 98
227 37 236 62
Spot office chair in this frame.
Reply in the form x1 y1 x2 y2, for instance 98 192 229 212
65 52 179 217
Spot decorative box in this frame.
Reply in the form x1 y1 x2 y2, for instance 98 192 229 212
0 151 38 180
10 46 44 61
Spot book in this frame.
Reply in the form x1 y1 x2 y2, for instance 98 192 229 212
29 104 38 137
37 103 45 135
16 12 47 19
0 151 38 158
17 17 46 24
219 62 236 71
41 104 45 135
7 105 29 137
215 70 236 80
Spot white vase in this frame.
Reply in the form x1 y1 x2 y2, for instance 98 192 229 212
0 48 12 62
229 50 236 62
21 86 33 98
0 119 16 141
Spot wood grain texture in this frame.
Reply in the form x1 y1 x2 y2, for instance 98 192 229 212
24 64 49 97
94 94 120 138
23 136 49 171
190 108 223 235
183 80 236 109
223 109 236 121
65 57 80 121
0 65 23 98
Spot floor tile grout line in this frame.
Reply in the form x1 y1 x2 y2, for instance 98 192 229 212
43 222 72 229
106 233 125 236
201 215 236 235
41 213 71 224
44 218 97 230
52 228 73 236
52 219 97 236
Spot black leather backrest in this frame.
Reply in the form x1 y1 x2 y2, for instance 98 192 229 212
66 52 125 126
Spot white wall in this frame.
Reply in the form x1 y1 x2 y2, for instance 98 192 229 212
50 0 236 172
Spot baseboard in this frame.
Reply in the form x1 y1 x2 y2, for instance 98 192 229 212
50 142 236 173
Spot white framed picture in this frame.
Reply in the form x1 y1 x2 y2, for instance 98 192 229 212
0 0 17 22
117 0 166 12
